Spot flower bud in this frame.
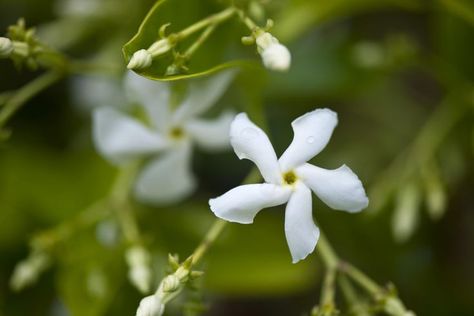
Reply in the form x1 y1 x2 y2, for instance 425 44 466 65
148 38 172 57
127 49 153 70
136 295 165 316
126 246 152 294
255 32 291 72
10 252 50 291
0 37 14 58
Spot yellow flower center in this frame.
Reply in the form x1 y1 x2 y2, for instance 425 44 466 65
169 126 185 139
283 170 297 185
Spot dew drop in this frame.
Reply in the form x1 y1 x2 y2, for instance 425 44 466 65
306 136 315 144
241 127 258 139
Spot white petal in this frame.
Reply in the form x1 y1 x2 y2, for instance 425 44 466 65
230 113 281 184
172 69 236 123
279 108 338 172
296 164 369 213
134 142 196 205
209 184 291 224
124 71 171 131
92 107 167 165
284 183 319 263
184 111 234 151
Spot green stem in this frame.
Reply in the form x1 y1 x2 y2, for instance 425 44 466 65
184 24 217 58
317 232 339 269
191 219 227 265
178 7 236 40
236 8 259 31
110 162 142 244
0 71 62 129
340 262 381 296
320 268 337 308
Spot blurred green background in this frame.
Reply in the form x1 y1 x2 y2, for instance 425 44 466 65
0 0 473 315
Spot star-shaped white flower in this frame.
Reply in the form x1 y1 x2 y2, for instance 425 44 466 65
93 70 236 205
209 109 369 263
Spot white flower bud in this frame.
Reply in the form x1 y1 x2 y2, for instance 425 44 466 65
126 246 152 294
127 49 153 70
10 252 50 291
136 295 165 316
0 37 14 57
148 38 172 57
255 32 291 72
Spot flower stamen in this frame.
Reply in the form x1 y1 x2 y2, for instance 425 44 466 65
283 170 297 186
169 127 185 139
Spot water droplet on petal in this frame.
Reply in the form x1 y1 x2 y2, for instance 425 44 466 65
306 136 315 144
241 127 258 139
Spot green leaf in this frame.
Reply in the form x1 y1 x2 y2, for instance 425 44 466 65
123 0 253 81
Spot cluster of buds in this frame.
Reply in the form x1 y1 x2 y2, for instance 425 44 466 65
125 245 153 294
375 284 416 316
136 254 204 316
127 24 176 70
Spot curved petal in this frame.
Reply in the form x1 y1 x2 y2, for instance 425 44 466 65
230 113 281 184
93 107 167 165
296 163 369 213
279 108 338 172
209 183 291 224
134 142 196 205
124 71 171 132
285 183 319 263
184 111 234 151
172 69 236 123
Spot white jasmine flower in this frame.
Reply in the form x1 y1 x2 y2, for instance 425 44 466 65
209 109 369 263
136 295 165 316
255 32 291 72
93 70 236 205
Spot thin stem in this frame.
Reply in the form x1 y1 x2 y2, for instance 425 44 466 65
184 24 217 58
320 268 337 308
0 71 62 129
317 232 339 269
191 219 227 265
110 162 142 244
178 7 236 40
338 274 359 306
236 8 258 31
340 262 381 296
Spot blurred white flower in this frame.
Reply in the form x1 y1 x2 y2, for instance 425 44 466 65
209 109 369 263
255 32 291 72
136 295 165 316
93 70 236 205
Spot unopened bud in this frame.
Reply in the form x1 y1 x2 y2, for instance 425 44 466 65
136 295 165 316
0 37 13 57
392 183 421 243
148 38 172 57
10 252 50 291
127 49 152 70
255 32 291 72
126 246 152 294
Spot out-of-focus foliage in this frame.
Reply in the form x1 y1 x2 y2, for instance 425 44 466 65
0 0 473 315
